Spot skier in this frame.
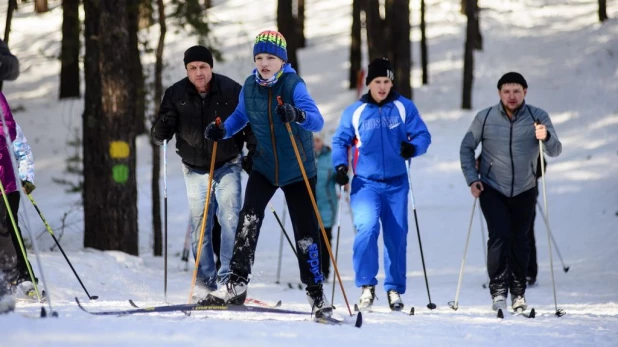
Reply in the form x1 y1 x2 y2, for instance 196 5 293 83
151 45 256 298
460 72 562 312
0 37 20 314
202 30 332 317
313 133 339 281
331 58 431 311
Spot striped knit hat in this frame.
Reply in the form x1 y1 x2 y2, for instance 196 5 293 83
253 30 288 62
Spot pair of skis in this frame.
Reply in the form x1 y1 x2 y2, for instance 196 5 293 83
497 307 536 319
74 297 362 328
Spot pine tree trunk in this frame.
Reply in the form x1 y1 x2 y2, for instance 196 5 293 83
364 0 385 62
473 1 483 50
385 0 412 99
152 0 166 257
59 0 81 99
128 1 146 134
599 0 608 22
34 0 48 13
462 0 475 110
420 0 428 85
297 0 306 48
277 0 299 73
349 0 362 90
83 0 139 255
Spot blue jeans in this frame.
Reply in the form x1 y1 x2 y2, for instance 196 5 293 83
183 156 242 290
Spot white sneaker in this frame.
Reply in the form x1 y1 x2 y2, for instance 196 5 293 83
512 295 527 311
199 281 247 306
0 295 15 314
492 296 507 311
387 290 404 311
306 286 333 318
357 285 375 310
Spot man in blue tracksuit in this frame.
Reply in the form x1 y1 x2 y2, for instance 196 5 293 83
332 58 431 311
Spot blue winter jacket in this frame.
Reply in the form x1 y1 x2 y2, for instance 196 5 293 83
223 64 324 186
315 146 338 228
332 92 431 181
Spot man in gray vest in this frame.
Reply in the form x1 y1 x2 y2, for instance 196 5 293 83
460 72 562 313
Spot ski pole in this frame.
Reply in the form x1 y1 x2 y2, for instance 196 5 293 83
269 203 297 258
278 96 354 317
188 117 220 303
478 199 489 289
163 139 168 301
449 197 477 310
536 202 569 272
406 161 436 310
536 124 564 317
27 194 99 300
274 200 287 284
331 185 344 305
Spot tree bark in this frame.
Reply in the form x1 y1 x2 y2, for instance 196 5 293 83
83 0 139 255
599 0 608 22
152 0 166 257
296 0 306 48
473 1 483 50
34 0 48 13
128 1 146 134
462 0 475 110
0 0 17 91
60 0 81 99
364 0 385 61
349 0 362 90
420 0 428 85
385 0 412 99
277 0 300 73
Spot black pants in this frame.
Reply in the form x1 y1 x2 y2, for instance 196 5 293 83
527 186 539 281
229 171 323 287
212 216 221 272
319 227 333 281
0 193 18 289
480 185 536 298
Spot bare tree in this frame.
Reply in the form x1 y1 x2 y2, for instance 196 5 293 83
349 0 362 89
277 0 300 72
420 0 428 85
462 0 477 109
82 0 139 255
364 0 385 61
385 0 412 98
34 0 48 13
151 0 167 257
59 0 81 99
0 0 17 91
296 0 306 48
129 1 146 134
599 0 608 22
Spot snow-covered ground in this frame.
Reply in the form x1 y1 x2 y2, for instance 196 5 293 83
1 0 617 345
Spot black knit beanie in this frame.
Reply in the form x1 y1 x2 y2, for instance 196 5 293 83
497 72 527 89
184 45 214 68
366 58 394 86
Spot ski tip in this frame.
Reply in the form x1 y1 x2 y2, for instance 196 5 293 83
40 306 47 318
51 311 59 318
287 283 293 289
353 304 359 312
298 284 303 290
129 300 139 308
275 300 282 308
409 307 415 316
556 309 566 317
355 312 363 328
529 308 536 318
497 309 504 319
564 266 570 273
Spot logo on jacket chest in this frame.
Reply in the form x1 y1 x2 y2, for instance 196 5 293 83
361 116 401 131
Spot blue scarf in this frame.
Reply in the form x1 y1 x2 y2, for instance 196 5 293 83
254 67 284 87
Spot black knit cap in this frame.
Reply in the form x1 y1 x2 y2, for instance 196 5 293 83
184 45 214 68
497 72 527 89
366 58 394 86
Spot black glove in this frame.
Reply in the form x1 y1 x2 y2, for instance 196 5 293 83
335 165 349 185
22 181 36 195
400 141 415 159
241 155 253 175
204 121 226 141
153 116 175 141
275 103 306 123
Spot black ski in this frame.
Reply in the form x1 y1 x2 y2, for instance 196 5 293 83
497 307 535 319
129 298 282 309
354 303 414 316
76 297 362 327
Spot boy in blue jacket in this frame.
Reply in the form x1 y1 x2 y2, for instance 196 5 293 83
203 30 332 318
332 58 431 311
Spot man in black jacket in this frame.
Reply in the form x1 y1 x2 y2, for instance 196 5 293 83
151 45 255 299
